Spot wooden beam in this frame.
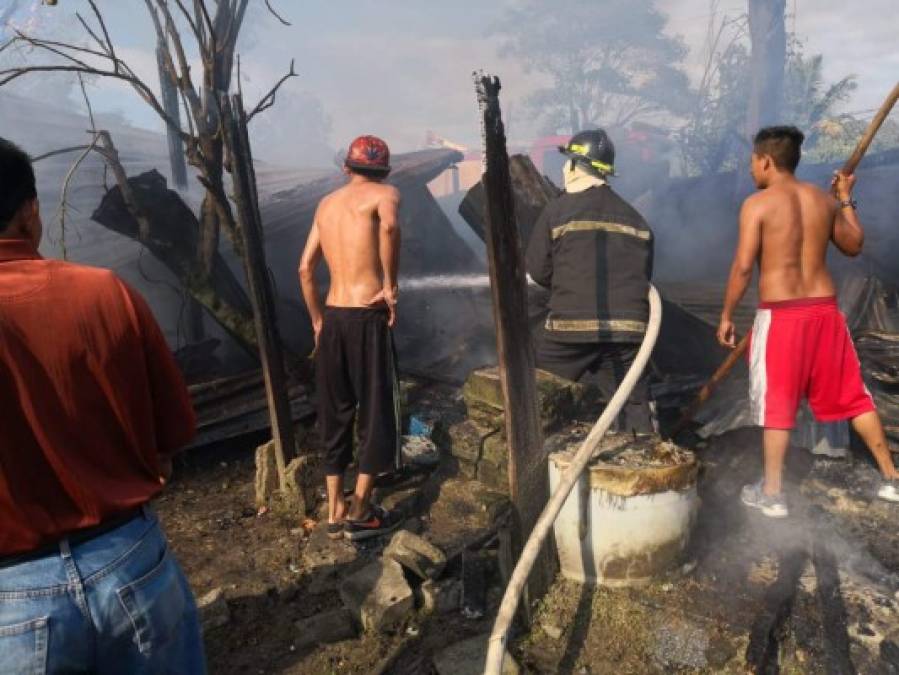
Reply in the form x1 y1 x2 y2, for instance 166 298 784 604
475 72 555 621
458 153 559 246
222 92 296 491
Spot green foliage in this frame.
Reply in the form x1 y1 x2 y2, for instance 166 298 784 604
783 50 857 148
493 0 691 134
679 30 878 175
807 117 899 164
679 38 753 175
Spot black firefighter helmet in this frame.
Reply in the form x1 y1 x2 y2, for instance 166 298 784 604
559 129 616 177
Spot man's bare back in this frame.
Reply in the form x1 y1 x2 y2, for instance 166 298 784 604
719 164 863 348
745 178 842 302
299 174 401 339
316 179 400 307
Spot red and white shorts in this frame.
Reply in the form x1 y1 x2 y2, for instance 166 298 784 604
748 296 875 429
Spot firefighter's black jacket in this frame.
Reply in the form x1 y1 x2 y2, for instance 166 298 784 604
526 185 654 343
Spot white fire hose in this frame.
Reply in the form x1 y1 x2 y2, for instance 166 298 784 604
485 285 663 675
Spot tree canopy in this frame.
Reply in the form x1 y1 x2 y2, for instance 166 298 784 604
680 25 862 175
493 0 691 135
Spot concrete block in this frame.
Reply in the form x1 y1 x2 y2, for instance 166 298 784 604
254 440 279 508
384 530 446 580
476 458 509 491
339 559 414 634
447 420 488 463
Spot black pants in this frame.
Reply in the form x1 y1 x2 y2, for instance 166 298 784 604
315 307 400 476
536 335 654 434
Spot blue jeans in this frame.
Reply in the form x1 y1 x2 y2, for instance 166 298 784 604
0 507 206 674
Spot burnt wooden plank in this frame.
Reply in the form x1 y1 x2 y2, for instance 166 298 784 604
222 93 296 487
475 73 555 621
189 396 314 450
458 153 559 247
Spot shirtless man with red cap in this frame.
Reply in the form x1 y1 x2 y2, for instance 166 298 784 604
299 135 404 540
719 125 899 518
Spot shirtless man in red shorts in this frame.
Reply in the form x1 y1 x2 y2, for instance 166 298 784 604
299 135 403 540
718 125 899 518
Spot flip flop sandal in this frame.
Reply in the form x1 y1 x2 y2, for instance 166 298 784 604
327 522 345 540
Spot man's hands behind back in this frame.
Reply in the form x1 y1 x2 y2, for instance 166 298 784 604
366 286 398 327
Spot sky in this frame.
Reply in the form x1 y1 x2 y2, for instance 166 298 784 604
3 0 897 164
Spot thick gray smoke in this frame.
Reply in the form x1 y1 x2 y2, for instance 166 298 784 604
3 0 897 356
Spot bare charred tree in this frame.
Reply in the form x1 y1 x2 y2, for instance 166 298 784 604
746 0 786 137
0 0 296 352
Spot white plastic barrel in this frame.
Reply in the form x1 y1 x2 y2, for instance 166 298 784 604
548 441 699 587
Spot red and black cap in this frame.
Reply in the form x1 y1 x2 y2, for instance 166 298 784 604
345 135 391 175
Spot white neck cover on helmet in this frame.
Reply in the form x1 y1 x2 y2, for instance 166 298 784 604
562 158 607 193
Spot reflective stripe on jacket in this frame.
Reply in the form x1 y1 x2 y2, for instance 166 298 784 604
526 185 654 343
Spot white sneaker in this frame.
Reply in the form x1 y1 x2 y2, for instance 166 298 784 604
741 480 789 518
877 479 899 503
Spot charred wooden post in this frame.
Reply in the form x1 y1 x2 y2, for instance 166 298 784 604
222 93 296 494
475 72 555 620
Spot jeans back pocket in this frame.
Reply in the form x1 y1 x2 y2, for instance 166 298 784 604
115 547 187 657
0 616 48 675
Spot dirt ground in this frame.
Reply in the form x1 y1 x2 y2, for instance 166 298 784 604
155 384 899 674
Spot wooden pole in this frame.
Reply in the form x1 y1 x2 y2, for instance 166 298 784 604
475 72 555 620
222 92 295 491
841 83 899 174
670 81 899 438
156 43 188 190
668 334 749 439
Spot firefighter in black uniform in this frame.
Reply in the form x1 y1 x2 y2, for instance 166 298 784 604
526 129 655 433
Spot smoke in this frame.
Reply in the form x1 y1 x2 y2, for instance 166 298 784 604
6 0 899 356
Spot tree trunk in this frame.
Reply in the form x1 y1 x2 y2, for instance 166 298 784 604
197 190 222 280
746 0 787 138
194 134 244 283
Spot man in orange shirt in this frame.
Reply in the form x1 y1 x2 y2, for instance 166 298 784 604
0 138 205 672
